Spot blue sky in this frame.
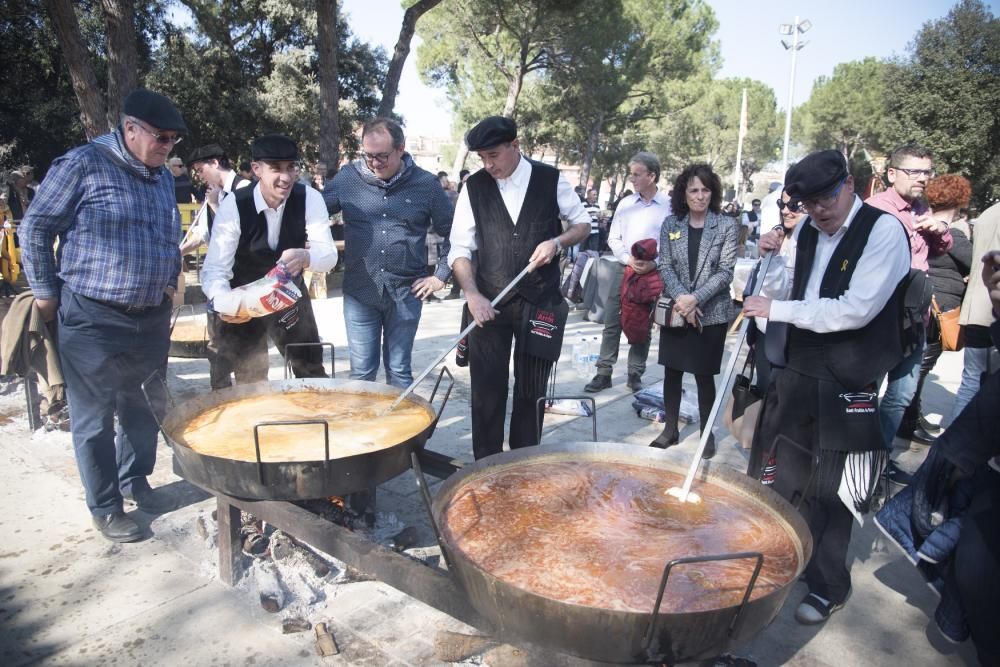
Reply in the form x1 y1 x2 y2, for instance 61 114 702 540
342 0 996 138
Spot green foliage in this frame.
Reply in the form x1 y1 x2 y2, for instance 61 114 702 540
883 0 1000 207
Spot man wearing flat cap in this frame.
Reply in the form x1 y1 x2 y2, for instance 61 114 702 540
448 115 591 460
180 143 252 389
742 149 910 626
201 134 337 385
19 88 188 542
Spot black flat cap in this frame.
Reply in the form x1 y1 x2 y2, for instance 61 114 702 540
187 143 228 166
251 135 298 161
465 116 517 151
784 150 848 200
122 89 187 132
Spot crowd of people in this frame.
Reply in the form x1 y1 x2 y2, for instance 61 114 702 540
6 86 999 664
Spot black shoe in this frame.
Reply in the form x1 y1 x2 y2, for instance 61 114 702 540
92 511 144 543
627 373 642 393
701 434 717 460
887 460 912 487
649 429 679 449
584 374 612 393
124 485 177 514
896 419 917 440
919 414 942 435
911 426 938 446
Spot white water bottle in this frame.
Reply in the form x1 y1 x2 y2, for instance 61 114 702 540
572 335 589 377
588 336 600 366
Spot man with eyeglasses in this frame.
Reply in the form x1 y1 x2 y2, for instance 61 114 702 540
866 144 952 482
201 134 337 383
18 89 188 543
322 117 453 389
743 150 910 626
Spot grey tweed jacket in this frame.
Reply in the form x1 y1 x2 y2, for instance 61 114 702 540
657 211 738 327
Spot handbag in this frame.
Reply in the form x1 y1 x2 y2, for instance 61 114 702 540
653 296 686 328
723 349 763 449
931 296 964 352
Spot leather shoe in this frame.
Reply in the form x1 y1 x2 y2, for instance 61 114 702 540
919 414 942 435
124 485 176 514
701 434 717 460
911 426 938 446
584 374 612 393
626 373 642 393
92 511 143 543
649 429 679 449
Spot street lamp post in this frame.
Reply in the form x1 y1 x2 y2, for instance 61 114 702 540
779 17 811 177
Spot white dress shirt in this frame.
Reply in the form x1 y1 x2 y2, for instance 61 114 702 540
607 190 671 265
201 183 337 315
762 195 910 333
447 155 591 266
185 170 251 247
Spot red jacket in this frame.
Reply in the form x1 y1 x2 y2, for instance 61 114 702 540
620 238 663 344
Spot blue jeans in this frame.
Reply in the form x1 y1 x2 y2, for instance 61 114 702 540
950 346 1000 422
879 341 924 450
343 292 422 389
57 286 171 516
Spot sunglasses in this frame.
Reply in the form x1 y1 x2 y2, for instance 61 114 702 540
131 121 183 146
782 177 847 213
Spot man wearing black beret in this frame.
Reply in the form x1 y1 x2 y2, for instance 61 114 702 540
448 115 591 460
742 149 911 625
19 89 188 542
201 134 338 384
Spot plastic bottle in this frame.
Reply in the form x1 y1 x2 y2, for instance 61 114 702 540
588 336 600 366
572 335 589 377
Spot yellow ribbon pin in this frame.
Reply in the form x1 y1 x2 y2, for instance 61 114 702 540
668 231 682 241
841 259 849 271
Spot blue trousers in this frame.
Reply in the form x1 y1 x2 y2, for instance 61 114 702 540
57 286 171 517
343 292 422 389
879 340 924 450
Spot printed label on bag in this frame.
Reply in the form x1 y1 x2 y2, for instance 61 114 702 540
839 391 876 414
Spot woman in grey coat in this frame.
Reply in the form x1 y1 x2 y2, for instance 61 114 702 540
650 164 738 458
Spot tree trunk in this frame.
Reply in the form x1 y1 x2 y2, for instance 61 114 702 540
450 144 469 183
316 0 340 174
578 113 604 193
377 0 442 118
44 0 107 139
101 0 138 127
501 67 524 118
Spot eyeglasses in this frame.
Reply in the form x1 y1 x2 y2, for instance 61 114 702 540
131 121 183 146
362 150 396 165
784 177 847 213
892 167 935 179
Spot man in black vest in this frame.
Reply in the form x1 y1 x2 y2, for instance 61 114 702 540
742 150 910 625
201 135 337 383
448 116 591 460
182 143 253 388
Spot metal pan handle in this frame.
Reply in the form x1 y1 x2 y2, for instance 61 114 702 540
253 420 331 486
141 368 175 439
169 303 196 336
428 366 454 423
642 551 764 658
283 341 335 379
535 395 597 444
410 452 453 571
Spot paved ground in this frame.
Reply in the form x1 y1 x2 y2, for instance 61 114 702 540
0 286 981 666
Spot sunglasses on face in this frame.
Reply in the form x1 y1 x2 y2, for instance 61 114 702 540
781 177 847 213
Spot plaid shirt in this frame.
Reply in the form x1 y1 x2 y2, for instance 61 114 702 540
18 131 180 306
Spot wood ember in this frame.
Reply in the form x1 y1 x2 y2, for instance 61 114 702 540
281 617 312 634
259 594 281 613
388 526 418 552
433 630 496 662
255 562 284 613
314 622 339 656
270 531 331 578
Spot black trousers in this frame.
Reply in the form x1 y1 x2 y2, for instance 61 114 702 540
751 369 858 605
468 297 553 460
212 295 327 385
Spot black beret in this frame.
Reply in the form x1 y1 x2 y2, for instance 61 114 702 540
465 116 517 151
784 150 848 200
186 143 227 166
251 134 298 161
122 89 187 132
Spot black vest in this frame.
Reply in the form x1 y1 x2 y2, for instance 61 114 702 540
230 183 307 288
466 159 562 305
782 203 904 389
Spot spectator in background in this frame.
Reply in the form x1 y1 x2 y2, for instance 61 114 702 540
168 156 194 204
6 170 34 221
238 161 254 182
437 170 459 206
456 168 470 193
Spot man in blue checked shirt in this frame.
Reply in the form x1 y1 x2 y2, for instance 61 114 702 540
19 89 186 543
323 118 454 389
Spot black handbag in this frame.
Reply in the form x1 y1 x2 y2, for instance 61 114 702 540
730 349 762 420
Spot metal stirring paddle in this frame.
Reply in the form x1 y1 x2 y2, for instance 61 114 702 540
381 261 536 415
